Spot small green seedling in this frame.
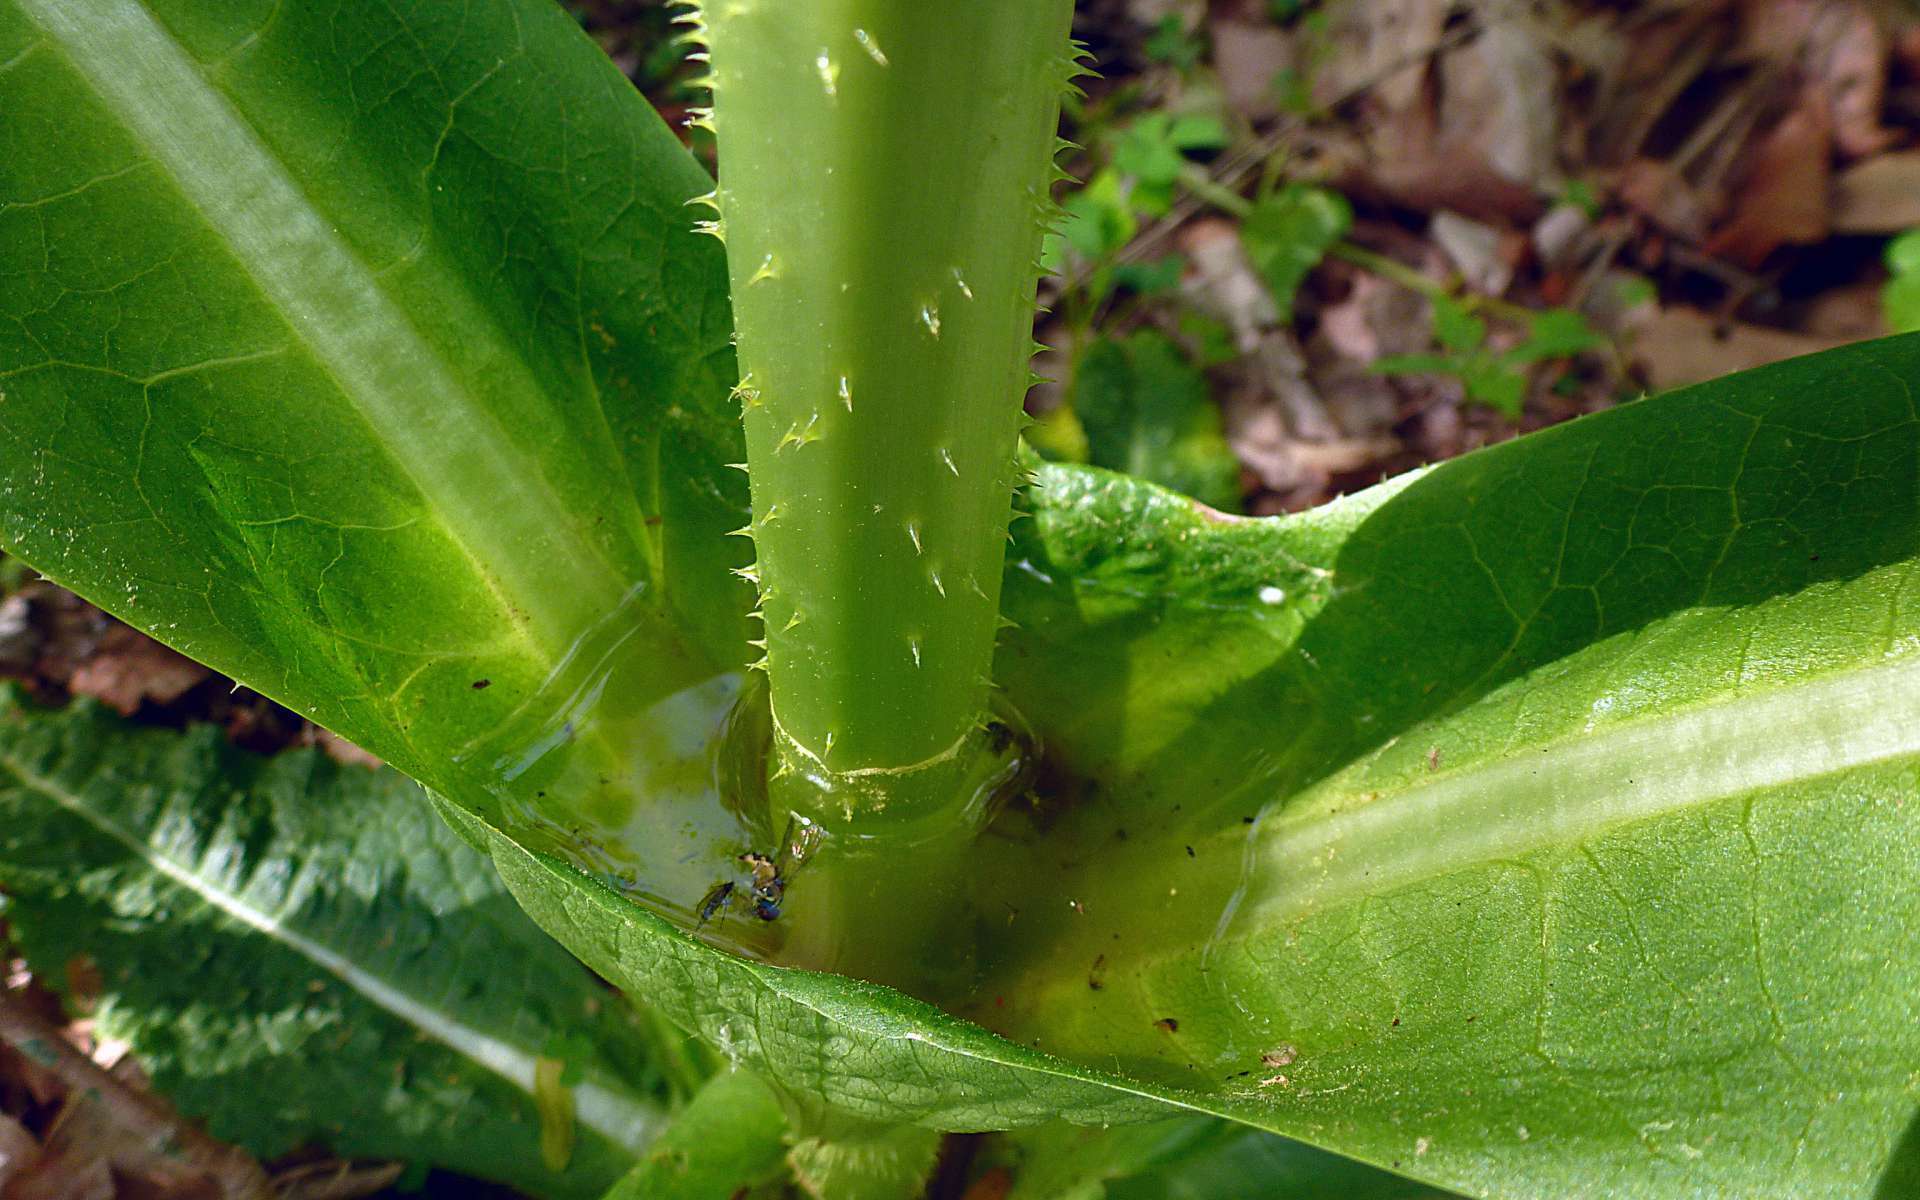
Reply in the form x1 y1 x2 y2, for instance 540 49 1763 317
1375 295 1605 417
1882 228 1920 334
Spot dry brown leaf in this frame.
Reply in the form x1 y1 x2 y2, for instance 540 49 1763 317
1431 211 1517 295
1634 307 1852 390
1532 202 1596 271
1616 158 1717 242
1127 0 1198 32
1703 99 1832 266
0 1115 39 1196
1437 21 1561 192
1349 134 1545 224
0 995 269 1200
960 1166 1014 1200
1813 4 1898 157
1798 280 1889 339
64 625 208 717
268 1161 403 1200
1588 2 1733 165
1832 149 1920 231
309 730 383 771
1316 272 1432 363
1312 359 1401 442
1744 0 1897 157
1317 0 1448 113
1176 218 1276 352
1211 17 1294 122
2 1146 113 1200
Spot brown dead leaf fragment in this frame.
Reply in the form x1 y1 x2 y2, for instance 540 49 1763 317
1355 126 1546 225
1634 307 1852 391
960 1166 1013 1200
1587 1 1733 165
0 993 270 1200
1705 98 1832 266
4 1145 114 1200
64 624 208 717
1743 0 1897 158
1832 149 1920 231
268 1159 405 1200
0 1114 40 1195
1616 158 1717 242
1437 22 1560 193
1211 16 1293 122
1317 0 1447 114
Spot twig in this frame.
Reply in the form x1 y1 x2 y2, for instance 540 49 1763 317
270 1159 406 1200
0 989 273 1200
1329 241 1538 326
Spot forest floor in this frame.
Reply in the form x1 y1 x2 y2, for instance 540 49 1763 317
7 0 1920 1195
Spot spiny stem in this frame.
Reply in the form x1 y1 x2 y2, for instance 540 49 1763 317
699 0 1077 830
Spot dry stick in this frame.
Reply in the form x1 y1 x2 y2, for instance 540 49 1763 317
271 1159 407 1200
0 989 272 1200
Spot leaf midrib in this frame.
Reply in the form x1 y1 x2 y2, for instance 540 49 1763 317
0 746 666 1152
16 0 628 656
1231 651 1920 931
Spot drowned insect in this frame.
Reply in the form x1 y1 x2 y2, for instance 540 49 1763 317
696 814 824 925
697 879 735 924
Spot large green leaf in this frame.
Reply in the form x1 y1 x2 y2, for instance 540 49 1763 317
0 692 675 1198
0 0 750 860
1070 331 1243 512
996 1116 1452 1200
980 338 1920 1196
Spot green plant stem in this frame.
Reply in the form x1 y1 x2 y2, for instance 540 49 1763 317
1328 241 1537 325
700 1 1075 835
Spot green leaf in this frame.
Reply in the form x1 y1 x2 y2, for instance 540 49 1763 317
430 794 1175 1134
437 336 1920 1200
1887 228 1920 277
1113 113 1227 191
1239 186 1352 321
985 334 1920 1197
1458 358 1526 417
601 1069 790 1200
1884 232 1920 334
1430 294 1486 352
1886 276 1920 335
1370 354 1459 377
0 692 674 1199
1059 167 1141 262
1142 17 1203 71
1506 308 1606 364
1070 332 1243 512
1110 255 1187 297
1000 1117 1452 1200
1104 1123 1456 1200
0 0 749 840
